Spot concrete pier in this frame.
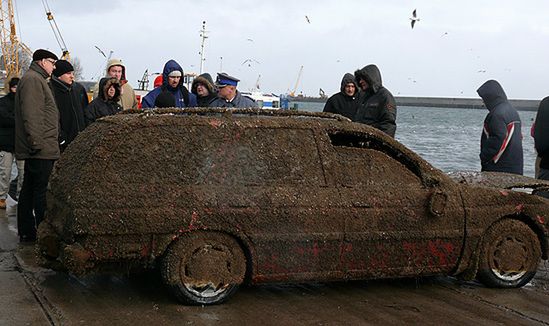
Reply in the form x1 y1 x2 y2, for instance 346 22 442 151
288 96 540 111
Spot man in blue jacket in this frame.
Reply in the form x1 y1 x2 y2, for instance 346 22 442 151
477 80 523 175
141 59 197 108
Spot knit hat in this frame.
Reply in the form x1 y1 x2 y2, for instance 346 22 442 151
154 90 176 108
8 77 19 88
32 49 58 62
168 70 182 77
53 60 74 77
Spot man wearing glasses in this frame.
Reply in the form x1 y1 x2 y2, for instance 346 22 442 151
14 49 60 243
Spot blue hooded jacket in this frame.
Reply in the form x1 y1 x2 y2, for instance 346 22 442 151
141 60 197 108
477 80 523 175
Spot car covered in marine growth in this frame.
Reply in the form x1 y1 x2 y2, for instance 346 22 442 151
38 108 549 305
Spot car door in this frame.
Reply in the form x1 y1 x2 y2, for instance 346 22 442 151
328 131 465 279
200 124 345 282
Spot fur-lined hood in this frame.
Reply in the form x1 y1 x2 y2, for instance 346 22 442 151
106 58 126 81
191 73 216 95
98 77 121 102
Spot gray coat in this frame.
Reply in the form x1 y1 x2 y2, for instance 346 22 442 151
15 61 60 160
211 91 258 108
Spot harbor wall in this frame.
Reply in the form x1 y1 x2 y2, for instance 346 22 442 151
288 96 540 111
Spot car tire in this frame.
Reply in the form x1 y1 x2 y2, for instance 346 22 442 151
161 231 247 305
477 219 541 288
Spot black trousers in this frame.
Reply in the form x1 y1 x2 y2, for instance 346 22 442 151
17 159 55 239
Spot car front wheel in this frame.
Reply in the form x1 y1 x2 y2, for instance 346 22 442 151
161 231 247 305
477 219 541 288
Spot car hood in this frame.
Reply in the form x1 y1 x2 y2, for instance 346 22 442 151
448 171 549 194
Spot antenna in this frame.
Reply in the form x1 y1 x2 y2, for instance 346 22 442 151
198 21 208 74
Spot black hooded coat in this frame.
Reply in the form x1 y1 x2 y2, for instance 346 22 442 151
534 96 549 174
353 65 397 137
50 76 89 150
322 73 359 119
85 77 122 124
477 80 523 175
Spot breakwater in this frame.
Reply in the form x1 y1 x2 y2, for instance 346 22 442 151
288 96 540 111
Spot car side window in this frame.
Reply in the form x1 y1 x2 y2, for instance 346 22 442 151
231 127 325 186
105 125 325 187
329 132 421 187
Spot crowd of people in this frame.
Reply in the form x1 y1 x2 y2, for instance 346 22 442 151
323 67 549 180
0 48 548 243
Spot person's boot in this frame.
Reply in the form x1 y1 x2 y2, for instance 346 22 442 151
0 198 6 209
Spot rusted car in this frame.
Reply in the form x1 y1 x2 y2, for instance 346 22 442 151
38 109 549 305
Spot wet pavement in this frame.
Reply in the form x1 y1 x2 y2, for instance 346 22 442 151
1 197 549 325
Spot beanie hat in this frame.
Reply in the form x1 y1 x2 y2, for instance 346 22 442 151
32 49 58 62
168 70 182 77
154 90 176 108
53 60 74 77
8 77 19 88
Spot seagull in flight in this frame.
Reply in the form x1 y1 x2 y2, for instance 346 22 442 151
242 59 261 67
410 9 420 29
305 15 311 24
246 38 254 42
94 45 106 58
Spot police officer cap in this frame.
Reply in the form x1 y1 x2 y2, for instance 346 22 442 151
215 72 240 87
32 49 58 62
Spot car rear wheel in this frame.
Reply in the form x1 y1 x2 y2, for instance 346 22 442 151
477 219 541 288
161 231 247 305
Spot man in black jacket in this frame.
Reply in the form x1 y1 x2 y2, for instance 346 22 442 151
323 73 359 119
0 77 24 208
50 60 89 151
353 64 397 137
534 96 549 180
477 80 523 175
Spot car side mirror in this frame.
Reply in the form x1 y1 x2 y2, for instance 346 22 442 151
429 190 448 217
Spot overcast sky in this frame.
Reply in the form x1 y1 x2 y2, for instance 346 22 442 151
13 0 549 99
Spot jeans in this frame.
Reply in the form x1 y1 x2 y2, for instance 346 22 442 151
0 151 24 199
17 159 55 239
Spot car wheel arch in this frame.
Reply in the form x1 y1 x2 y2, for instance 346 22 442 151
475 217 542 287
458 215 546 282
161 229 255 284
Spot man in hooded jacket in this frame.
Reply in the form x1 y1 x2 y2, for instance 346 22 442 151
92 58 138 110
191 73 218 107
534 96 549 180
477 79 523 175
353 64 397 137
323 73 359 119
141 60 197 108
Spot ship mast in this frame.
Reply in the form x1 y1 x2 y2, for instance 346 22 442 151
199 21 208 74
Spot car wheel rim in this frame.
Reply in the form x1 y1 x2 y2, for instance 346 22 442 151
490 235 529 281
181 243 237 298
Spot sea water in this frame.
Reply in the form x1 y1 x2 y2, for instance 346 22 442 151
294 102 537 178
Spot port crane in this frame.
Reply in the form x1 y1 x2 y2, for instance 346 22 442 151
0 0 32 79
289 65 303 97
42 0 69 60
